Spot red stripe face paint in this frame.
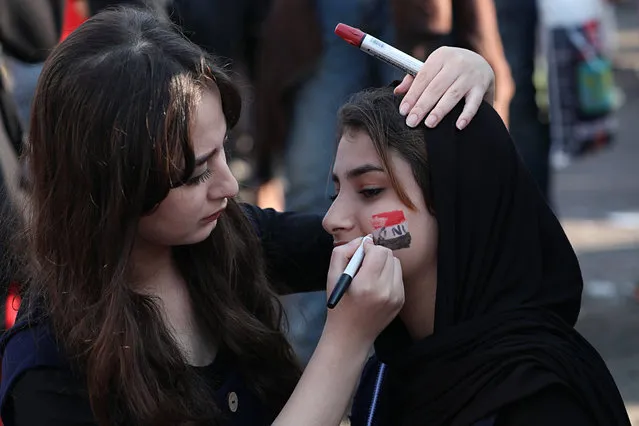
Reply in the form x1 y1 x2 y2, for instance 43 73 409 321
371 210 412 250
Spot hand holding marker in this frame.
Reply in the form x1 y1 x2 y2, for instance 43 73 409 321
327 235 374 309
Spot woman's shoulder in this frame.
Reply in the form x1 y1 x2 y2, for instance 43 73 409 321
1 318 81 425
1 317 66 369
495 384 596 426
7 367 94 425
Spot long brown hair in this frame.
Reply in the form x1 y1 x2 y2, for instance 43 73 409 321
336 86 435 214
22 7 299 425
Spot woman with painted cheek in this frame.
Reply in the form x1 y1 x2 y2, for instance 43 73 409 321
324 86 630 426
325 127 439 337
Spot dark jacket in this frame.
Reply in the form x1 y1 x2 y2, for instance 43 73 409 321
0 205 332 425
1 320 270 425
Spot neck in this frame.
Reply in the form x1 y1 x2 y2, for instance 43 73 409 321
131 237 217 366
399 261 438 341
130 236 176 287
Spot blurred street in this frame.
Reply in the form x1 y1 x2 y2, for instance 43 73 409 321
562 2 639 423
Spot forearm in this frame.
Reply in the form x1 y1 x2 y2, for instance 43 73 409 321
456 3 504 69
454 0 510 113
241 204 332 294
272 329 371 426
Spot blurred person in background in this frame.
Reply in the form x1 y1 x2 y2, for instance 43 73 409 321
494 0 624 202
0 0 64 146
493 0 552 200
0 0 67 332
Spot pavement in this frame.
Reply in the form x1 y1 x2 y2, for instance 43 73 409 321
559 2 639 423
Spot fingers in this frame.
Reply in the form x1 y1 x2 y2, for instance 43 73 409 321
394 74 414 96
452 86 485 130
408 69 460 128
371 255 404 309
359 241 392 279
393 258 403 287
379 245 396 282
398 59 442 121
395 46 496 130
327 237 365 284
392 258 405 304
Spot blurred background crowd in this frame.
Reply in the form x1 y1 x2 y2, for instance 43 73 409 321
1 0 638 422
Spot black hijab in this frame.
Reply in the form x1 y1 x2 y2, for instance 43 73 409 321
373 99 630 425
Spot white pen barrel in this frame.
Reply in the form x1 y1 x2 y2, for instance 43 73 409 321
343 236 373 277
344 243 366 277
360 35 424 76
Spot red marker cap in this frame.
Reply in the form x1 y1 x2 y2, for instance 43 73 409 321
335 23 365 48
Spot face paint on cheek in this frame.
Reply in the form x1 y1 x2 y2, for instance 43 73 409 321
371 210 412 250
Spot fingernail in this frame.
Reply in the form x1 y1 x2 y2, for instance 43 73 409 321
425 114 437 128
406 114 418 127
399 103 409 116
457 118 467 130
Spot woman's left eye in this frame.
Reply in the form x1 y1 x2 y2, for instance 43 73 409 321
359 188 384 198
185 169 212 186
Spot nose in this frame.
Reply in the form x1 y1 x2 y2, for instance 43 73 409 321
208 158 239 200
322 196 356 238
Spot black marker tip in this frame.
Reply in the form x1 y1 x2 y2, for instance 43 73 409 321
327 274 353 309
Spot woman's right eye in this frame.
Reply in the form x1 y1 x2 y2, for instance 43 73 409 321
359 188 384 199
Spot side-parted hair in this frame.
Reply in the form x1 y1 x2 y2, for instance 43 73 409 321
22 7 299 425
337 86 435 214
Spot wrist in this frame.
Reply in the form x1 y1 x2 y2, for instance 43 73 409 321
319 321 374 362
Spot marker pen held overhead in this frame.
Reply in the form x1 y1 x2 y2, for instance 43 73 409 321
327 235 374 309
335 23 424 77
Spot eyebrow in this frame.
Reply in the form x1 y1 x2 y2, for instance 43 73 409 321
195 148 218 166
194 131 228 166
332 164 385 183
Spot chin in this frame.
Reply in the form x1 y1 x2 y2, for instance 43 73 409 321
167 225 214 247
192 221 218 242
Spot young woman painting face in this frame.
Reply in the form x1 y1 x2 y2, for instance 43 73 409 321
137 88 238 247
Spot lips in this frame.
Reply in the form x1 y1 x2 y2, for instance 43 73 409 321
202 209 224 223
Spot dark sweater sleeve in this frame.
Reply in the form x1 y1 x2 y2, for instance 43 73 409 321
241 204 333 294
9 368 97 426
495 385 597 426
